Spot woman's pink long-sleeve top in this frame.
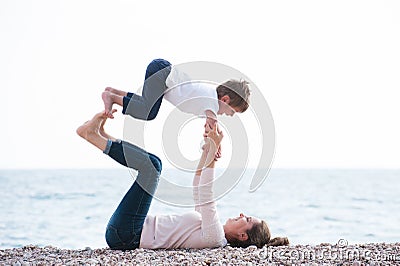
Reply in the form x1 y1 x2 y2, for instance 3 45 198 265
139 168 227 249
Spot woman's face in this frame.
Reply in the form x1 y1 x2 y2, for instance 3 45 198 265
224 213 261 234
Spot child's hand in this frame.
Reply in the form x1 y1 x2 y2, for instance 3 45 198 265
205 123 223 152
204 123 223 160
205 116 217 130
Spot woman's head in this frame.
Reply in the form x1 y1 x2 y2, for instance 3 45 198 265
223 213 289 248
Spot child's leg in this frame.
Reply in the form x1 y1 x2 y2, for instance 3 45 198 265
122 58 172 121
104 140 162 250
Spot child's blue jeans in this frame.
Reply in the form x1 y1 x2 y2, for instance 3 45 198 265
103 139 162 250
122 58 172 120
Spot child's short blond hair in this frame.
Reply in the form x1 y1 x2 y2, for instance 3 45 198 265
216 79 250 112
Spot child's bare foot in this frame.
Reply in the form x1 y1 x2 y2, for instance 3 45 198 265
102 91 115 118
105 87 128 97
76 112 106 141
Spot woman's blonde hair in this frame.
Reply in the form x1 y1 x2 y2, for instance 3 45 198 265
228 220 289 248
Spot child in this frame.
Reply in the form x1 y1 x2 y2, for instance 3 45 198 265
102 59 251 130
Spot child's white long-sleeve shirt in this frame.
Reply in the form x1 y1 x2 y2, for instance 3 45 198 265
164 66 219 117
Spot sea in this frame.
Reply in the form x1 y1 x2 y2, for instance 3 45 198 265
0 168 399 250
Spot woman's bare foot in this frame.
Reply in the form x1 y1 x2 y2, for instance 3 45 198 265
105 87 128 97
99 109 117 141
76 112 104 139
76 112 108 151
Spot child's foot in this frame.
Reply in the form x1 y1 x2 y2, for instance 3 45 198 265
76 112 105 141
102 91 115 119
105 87 128 97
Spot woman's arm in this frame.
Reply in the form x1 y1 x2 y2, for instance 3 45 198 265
197 126 226 246
193 146 207 212
193 122 220 211
193 134 215 212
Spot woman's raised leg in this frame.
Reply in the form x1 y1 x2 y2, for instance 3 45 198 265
77 110 162 250
104 140 162 250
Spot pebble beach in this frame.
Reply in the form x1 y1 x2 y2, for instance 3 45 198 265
1 243 399 266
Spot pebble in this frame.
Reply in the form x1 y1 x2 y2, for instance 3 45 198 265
0 243 399 265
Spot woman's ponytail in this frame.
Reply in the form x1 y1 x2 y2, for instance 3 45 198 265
267 237 289 246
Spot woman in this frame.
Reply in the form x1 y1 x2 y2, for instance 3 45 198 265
76 110 288 250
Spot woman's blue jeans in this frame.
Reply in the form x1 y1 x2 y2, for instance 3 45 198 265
103 139 162 250
122 58 172 120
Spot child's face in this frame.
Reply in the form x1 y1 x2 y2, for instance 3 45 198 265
217 102 242 116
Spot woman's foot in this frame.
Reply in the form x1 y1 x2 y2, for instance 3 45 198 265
76 112 104 140
76 112 109 151
99 109 117 141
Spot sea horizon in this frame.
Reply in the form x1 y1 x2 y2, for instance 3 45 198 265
1 168 399 249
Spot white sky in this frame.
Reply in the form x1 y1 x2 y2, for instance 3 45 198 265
1 0 399 169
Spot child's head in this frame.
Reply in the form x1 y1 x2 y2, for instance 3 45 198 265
216 79 250 115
